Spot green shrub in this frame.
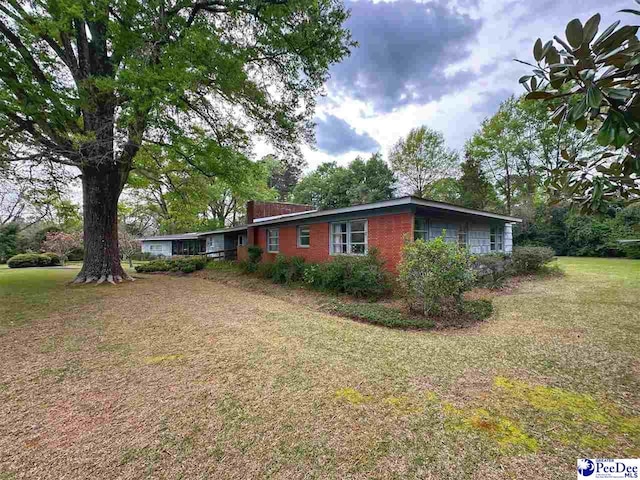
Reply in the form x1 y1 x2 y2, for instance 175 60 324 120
134 256 206 274
303 249 392 299
512 246 555 273
398 237 475 315
327 302 435 329
461 299 493 321
472 253 513 288
248 245 263 264
268 255 307 284
7 253 61 268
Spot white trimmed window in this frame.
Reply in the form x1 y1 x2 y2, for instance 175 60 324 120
149 244 163 252
238 234 247 246
266 228 279 253
490 226 504 251
297 225 310 248
331 219 367 255
414 217 429 241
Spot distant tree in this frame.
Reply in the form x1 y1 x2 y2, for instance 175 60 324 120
426 178 461 204
293 154 396 209
118 230 141 268
389 127 458 197
41 231 83 267
518 10 640 212
260 155 305 201
0 223 18 263
458 153 499 210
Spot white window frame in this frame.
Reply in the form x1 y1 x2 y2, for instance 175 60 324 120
266 228 279 253
414 217 429 241
490 226 504 252
297 225 310 248
149 244 163 252
330 219 368 255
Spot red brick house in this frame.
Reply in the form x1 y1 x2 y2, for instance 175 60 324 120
140 197 522 273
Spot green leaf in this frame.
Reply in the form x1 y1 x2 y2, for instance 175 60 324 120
568 98 588 122
530 77 538 91
593 20 621 47
566 19 584 48
545 46 561 65
603 88 632 101
533 38 543 61
613 124 632 148
583 13 601 44
597 117 616 146
587 86 602 108
518 75 532 84
575 117 588 131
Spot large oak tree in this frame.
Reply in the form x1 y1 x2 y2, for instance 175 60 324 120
0 0 352 283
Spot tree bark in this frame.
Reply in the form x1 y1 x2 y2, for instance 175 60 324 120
74 165 132 284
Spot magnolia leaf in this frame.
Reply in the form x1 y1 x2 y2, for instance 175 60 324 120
530 77 538 91
546 46 561 65
566 18 584 48
569 98 589 122
619 8 640 15
597 118 616 145
593 20 621 47
533 38 543 61
518 75 532 84
551 104 567 125
575 117 588 131
613 124 632 148
587 86 603 108
583 13 601 44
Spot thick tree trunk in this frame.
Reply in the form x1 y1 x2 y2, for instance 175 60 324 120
74 165 132 284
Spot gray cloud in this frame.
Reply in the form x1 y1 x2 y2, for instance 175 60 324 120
328 1 482 112
315 114 380 155
471 88 515 117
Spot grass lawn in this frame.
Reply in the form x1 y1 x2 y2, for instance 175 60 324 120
0 257 639 479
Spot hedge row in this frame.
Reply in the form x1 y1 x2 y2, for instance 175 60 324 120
135 257 207 274
7 253 61 268
240 248 392 299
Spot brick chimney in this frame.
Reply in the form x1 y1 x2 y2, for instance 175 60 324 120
246 200 314 223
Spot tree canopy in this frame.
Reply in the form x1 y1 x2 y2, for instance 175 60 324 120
293 153 396 209
0 0 353 282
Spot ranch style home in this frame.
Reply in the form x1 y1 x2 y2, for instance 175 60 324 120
138 197 523 272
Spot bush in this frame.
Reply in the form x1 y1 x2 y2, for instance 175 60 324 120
303 249 392 299
268 255 307 284
248 245 263 264
472 253 513 288
327 302 435 329
398 237 475 315
134 256 206 274
461 299 493 321
511 246 555 273
7 253 60 268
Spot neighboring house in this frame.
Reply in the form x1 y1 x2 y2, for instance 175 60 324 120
138 197 522 272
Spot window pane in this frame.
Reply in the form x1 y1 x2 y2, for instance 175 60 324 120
351 220 366 232
351 243 365 254
351 232 365 243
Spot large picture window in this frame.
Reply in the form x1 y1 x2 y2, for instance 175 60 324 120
331 220 367 255
266 228 279 253
297 225 310 248
490 226 504 251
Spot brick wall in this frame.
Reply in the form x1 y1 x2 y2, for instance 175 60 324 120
253 212 413 273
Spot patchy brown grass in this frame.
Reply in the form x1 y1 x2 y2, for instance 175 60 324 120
0 257 639 479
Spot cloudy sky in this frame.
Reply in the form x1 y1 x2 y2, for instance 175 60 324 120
259 0 629 170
